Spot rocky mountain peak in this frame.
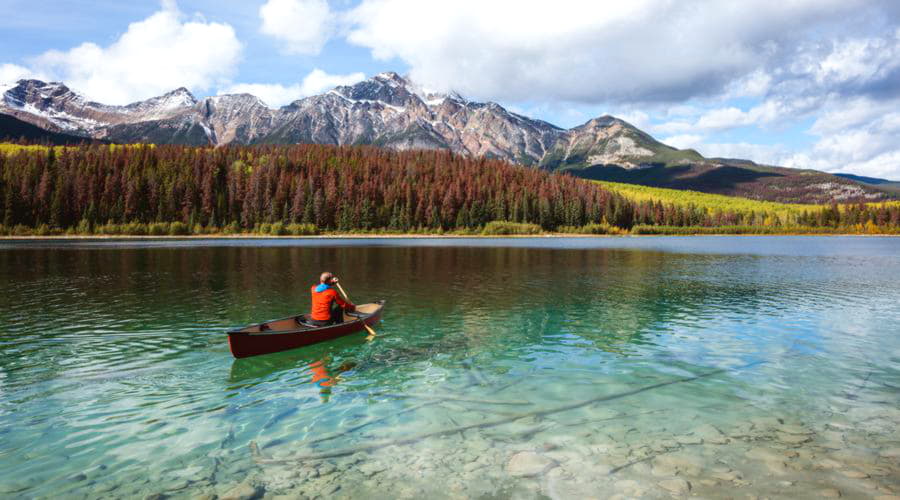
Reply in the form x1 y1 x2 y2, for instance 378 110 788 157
3 79 82 109
332 72 418 108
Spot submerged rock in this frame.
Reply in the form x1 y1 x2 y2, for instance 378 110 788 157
358 462 387 477
220 482 262 500
506 451 557 478
658 478 691 495
776 432 811 444
819 488 841 497
692 424 728 444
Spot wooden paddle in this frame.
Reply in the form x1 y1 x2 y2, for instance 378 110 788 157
334 281 377 337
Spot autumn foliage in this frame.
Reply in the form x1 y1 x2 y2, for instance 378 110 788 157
1 143 898 235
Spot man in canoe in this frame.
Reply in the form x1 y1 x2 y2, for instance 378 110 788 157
309 272 355 326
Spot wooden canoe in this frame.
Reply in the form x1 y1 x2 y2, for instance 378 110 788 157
227 301 385 358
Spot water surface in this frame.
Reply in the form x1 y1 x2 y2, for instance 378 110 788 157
1 237 898 499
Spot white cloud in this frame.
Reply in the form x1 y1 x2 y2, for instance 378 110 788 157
344 0 871 104
0 63 39 86
259 0 333 55
221 69 365 107
788 98 900 178
15 1 242 105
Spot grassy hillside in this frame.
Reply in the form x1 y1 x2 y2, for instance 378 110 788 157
597 179 900 214
573 162 896 204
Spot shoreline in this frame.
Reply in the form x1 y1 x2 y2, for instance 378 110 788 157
1 233 898 241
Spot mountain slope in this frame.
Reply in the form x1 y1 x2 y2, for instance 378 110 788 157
1 73 894 204
0 113 105 145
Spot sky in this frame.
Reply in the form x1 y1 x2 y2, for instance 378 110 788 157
1 0 899 179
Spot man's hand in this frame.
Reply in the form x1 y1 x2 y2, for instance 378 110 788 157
330 277 340 284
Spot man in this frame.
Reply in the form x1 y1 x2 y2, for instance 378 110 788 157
309 272 355 326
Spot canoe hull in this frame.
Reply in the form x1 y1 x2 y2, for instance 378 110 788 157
227 301 384 359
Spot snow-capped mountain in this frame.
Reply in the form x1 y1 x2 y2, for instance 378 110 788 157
2 73 893 203
0 72 681 169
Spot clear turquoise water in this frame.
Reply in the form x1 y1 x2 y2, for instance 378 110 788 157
1 236 898 499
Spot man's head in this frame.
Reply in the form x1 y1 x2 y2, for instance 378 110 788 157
320 272 335 284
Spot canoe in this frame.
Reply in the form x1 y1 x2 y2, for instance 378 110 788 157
227 301 385 358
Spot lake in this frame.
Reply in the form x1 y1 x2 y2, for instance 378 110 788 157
1 236 898 499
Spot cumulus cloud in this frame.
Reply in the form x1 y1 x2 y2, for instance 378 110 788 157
221 69 365 107
15 1 242 104
259 0 334 55
344 0 876 104
785 98 900 178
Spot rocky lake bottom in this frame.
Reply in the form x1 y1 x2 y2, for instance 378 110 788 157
1 237 898 499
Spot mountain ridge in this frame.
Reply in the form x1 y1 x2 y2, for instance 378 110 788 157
1 73 894 204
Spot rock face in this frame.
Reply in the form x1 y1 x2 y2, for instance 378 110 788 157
0 73 686 168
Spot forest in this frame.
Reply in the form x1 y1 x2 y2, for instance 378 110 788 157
1 143 899 236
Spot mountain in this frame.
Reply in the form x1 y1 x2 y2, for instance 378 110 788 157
0 113 107 145
1 73 895 204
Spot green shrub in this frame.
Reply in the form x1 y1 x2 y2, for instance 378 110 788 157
148 222 168 235
481 221 542 235
268 222 288 235
121 222 147 235
12 224 32 236
76 218 92 235
286 223 318 235
95 222 120 235
168 221 189 235
222 221 241 234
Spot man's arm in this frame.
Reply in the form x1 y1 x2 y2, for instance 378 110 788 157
331 289 354 310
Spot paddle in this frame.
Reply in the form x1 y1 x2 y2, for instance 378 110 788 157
334 281 377 338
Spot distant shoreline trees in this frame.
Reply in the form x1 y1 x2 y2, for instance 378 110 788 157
0 144 898 236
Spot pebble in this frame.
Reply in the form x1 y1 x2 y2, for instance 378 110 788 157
358 462 387 477
658 478 691 495
692 423 729 444
318 463 336 476
710 470 741 481
879 448 900 458
675 434 703 445
463 461 483 473
506 451 557 478
819 488 841 498
220 482 262 500
746 447 781 461
765 460 787 475
874 496 900 500
842 470 869 479
0 482 30 494
166 480 190 491
776 432 811 444
818 459 843 469
779 424 812 435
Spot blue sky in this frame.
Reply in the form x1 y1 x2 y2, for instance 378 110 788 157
1 0 899 179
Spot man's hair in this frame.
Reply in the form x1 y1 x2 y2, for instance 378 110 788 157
320 272 334 283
